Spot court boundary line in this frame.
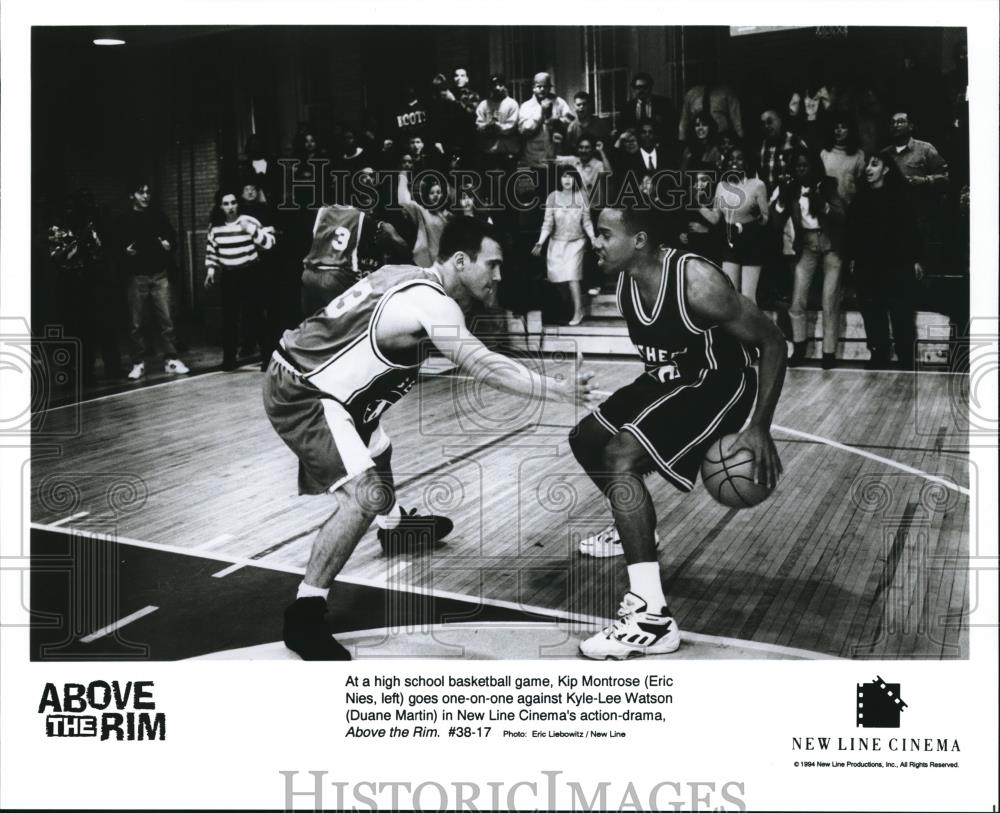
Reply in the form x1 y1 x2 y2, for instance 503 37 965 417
771 425 970 495
37 354 470 415
38 369 226 413
30 522 834 660
777 437 968 455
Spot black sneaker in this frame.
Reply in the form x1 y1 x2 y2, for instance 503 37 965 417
865 352 892 371
283 597 352 660
377 507 453 556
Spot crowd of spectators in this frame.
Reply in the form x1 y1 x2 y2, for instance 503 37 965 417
44 45 970 384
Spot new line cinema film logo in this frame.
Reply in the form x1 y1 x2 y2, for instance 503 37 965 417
37 681 165 740
858 676 907 728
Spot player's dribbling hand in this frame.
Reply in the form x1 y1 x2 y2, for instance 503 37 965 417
728 424 783 489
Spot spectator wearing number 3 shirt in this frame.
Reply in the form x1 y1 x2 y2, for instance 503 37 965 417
299 204 402 317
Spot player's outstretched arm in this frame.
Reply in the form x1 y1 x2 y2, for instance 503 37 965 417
685 260 786 488
405 287 599 408
376 221 410 261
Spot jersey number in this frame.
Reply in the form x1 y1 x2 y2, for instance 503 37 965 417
655 363 680 383
325 280 373 317
330 226 351 252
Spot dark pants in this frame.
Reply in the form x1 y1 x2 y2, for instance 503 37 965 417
854 261 917 367
128 272 178 363
300 267 356 319
58 267 123 381
220 262 267 363
260 256 297 362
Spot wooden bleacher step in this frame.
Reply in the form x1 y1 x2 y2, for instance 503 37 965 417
501 297 954 364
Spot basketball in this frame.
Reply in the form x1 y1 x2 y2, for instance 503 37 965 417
701 434 774 508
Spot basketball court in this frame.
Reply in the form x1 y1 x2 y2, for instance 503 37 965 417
29 355 970 660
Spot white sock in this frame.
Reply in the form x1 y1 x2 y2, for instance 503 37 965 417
297 581 329 601
374 503 404 530
626 563 667 613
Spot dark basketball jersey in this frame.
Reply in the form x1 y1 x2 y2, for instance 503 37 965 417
302 205 365 274
616 248 756 380
281 264 445 431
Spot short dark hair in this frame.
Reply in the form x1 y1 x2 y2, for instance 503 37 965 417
605 195 662 250
633 72 654 87
128 178 152 196
437 216 500 262
573 90 591 102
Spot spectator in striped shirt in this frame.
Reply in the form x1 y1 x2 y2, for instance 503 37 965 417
205 186 276 370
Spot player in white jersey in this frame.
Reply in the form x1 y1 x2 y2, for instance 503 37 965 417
264 217 598 659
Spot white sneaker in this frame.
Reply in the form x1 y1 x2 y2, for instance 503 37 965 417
578 524 660 558
579 591 681 660
127 362 145 380
164 358 190 374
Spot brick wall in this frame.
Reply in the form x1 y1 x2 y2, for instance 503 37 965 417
33 35 222 324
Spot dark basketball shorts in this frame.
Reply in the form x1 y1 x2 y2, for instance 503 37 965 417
263 354 390 495
593 367 758 492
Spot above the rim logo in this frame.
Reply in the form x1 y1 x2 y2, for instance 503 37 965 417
37 680 166 741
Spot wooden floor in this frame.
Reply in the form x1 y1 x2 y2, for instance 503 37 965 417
30 358 970 659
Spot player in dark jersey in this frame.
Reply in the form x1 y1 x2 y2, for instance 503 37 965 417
570 200 786 660
299 202 408 317
264 217 598 659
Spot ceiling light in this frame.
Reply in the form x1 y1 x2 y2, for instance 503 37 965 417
93 38 126 46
